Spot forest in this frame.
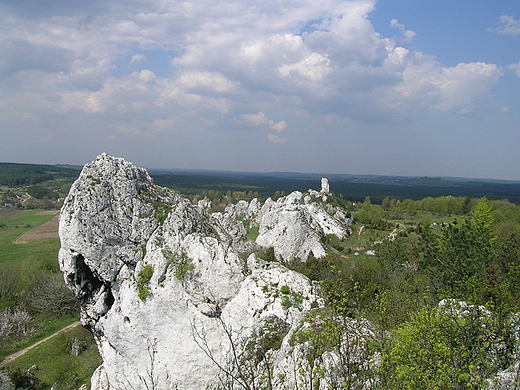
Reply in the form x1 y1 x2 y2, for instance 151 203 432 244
0 164 80 187
150 169 520 203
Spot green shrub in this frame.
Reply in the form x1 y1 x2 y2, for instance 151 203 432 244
137 264 153 300
260 247 276 263
7 367 45 390
163 249 194 282
174 255 194 281
382 303 514 389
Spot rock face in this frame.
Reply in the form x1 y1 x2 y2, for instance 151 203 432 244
221 187 351 262
255 192 347 261
59 154 350 390
321 178 330 194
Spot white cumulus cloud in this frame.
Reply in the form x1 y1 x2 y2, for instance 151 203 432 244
242 112 287 133
267 134 287 144
507 62 520 77
130 54 147 64
390 18 416 42
0 0 511 174
494 15 520 35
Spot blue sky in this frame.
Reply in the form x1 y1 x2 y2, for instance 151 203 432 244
0 0 519 180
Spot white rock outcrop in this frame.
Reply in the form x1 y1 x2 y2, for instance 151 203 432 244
254 191 348 261
59 154 332 390
321 178 330 194
209 179 351 262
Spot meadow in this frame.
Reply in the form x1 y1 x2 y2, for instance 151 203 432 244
0 209 101 389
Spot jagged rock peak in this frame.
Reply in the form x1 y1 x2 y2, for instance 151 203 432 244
255 190 348 261
59 154 327 390
321 177 330 194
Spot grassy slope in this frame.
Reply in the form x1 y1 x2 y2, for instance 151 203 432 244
4 326 102 388
0 209 101 389
0 210 58 263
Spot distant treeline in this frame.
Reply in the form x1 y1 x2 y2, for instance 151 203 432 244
0 163 80 186
2 162 519 204
149 171 520 204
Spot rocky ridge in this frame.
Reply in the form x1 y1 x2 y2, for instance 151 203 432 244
58 154 353 390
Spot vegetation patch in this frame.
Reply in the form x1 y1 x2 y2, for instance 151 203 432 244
243 315 289 370
258 246 276 263
280 285 290 295
4 325 101 389
137 264 154 300
153 201 172 225
246 224 259 241
163 248 195 282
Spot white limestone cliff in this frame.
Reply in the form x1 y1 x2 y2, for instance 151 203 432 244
220 187 351 262
254 191 348 261
58 154 347 390
321 178 330 194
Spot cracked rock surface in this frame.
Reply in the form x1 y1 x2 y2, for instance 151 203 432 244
59 154 334 390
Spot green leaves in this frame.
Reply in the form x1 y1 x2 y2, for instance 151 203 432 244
472 197 496 243
163 249 194 282
137 264 153 300
417 215 496 295
384 301 515 389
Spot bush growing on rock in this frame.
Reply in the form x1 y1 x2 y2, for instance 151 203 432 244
137 264 154 300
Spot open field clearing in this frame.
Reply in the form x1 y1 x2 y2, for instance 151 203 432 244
1 321 81 368
0 209 19 219
0 209 60 267
2 321 102 388
14 213 59 244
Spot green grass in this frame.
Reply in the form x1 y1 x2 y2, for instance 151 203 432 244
0 209 80 363
5 325 102 389
0 209 59 267
0 238 61 267
246 225 259 241
0 209 56 228
344 223 389 249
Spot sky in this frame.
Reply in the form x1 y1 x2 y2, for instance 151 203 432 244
0 0 519 180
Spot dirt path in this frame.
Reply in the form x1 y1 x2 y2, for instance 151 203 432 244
0 321 81 368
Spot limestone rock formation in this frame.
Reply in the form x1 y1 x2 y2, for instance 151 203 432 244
308 177 331 202
59 154 339 390
321 178 330 194
209 182 351 262
254 191 348 261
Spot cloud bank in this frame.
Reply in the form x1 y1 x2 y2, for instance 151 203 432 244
0 0 514 178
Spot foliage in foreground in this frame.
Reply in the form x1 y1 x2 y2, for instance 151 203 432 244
282 197 520 389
